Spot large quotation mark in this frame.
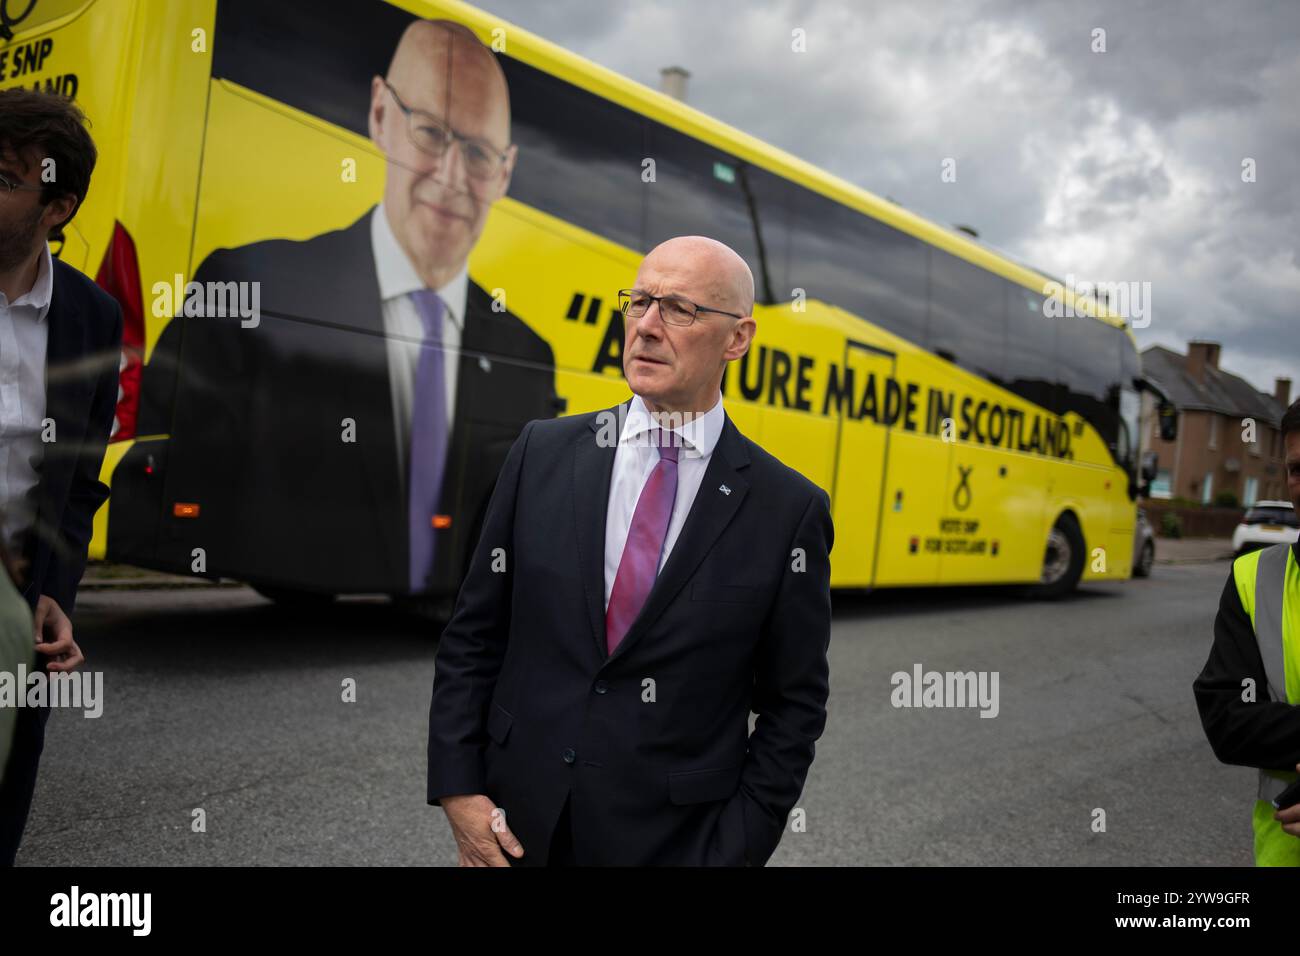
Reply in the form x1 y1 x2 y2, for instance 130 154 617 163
565 291 622 326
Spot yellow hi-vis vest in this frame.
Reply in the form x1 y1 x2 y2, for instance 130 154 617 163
1233 542 1300 866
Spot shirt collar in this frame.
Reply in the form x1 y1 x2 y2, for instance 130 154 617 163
371 202 468 329
620 391 725 460
8 242 54 321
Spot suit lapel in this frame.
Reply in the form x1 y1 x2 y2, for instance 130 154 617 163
44 260 91 435
329 215 404 568
431 284 492 583
606 411 750 666
25 261 91 588
442 283 494 508
575 400 753 667
575 399 627 660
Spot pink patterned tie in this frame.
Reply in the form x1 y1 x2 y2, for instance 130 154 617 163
605 426 680 656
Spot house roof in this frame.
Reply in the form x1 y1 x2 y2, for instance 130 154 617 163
1141 345 1284 424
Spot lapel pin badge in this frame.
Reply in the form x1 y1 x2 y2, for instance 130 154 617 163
719 484 731 496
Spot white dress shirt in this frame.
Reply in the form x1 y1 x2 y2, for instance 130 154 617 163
603 390 726 611
370 202 468 481
0 241 53 556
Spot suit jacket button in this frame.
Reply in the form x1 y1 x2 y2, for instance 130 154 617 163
594 680 608 695
562 748 576 764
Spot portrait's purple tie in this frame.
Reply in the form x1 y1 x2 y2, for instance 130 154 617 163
605 426 680 656
408 289 448 592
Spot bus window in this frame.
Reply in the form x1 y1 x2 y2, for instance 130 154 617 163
1057 310 1121 454
927 249 1006 382
1118 342 1142 477
785 184 927 342
1003 284 1061 416
212 0 407 136
507 61 646 254
739 164 790 308
645 124 761 279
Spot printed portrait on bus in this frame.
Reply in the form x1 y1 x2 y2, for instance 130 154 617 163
125 17 561 600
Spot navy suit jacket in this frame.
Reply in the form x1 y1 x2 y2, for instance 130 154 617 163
427 398 834 865
20 257 122 614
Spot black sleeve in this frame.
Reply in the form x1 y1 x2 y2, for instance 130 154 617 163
40 298 123 614
1193 565 1300 772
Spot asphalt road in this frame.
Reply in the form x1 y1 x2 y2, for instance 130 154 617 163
16 557 1253 866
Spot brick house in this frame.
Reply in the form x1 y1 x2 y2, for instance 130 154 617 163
1139 342 1290 506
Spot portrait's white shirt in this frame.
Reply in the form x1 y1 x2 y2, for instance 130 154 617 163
0 241 53 556
603 390 726 611
371 202 467 480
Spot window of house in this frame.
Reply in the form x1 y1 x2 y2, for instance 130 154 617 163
1150 469 1172 499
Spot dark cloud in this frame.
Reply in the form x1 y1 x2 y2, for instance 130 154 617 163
475 0 1300 390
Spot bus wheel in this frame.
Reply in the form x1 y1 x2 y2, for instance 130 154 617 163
252 585 336 606
1033 515 1084 599
1133 540 1155 578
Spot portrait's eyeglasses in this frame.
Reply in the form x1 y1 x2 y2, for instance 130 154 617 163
383 79 510 182
0 171 43 200
617 289 745 327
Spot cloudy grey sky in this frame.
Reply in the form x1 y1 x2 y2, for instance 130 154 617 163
475 0 1299 402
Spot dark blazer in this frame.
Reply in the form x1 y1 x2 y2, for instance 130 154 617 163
19 257 122 614
112 209 561 595
427 398 834 866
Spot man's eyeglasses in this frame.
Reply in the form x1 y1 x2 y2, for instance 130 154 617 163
383 79 510 181
0 171 43 200
618 289 746 327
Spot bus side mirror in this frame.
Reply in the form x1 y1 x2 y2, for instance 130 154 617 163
1157 400 1178 442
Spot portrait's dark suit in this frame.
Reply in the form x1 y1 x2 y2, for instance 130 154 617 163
427 398 834 866
112 209 561 595
0 256 122 865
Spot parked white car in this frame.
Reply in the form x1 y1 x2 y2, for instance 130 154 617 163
1232 501 1300 556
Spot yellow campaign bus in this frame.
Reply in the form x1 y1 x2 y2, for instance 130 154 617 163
3 0 1177 603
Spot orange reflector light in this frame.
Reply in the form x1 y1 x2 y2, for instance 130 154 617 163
173 502 201 518
432 514 452 529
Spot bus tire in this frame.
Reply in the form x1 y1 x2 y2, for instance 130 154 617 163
1133 540 1155 578
1033 514 1084 599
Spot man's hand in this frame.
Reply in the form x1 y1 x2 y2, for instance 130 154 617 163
442 794 525 866
33 595 84 672
1274 763 1300 837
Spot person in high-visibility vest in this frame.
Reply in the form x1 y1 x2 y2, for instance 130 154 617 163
1195 397 1300 865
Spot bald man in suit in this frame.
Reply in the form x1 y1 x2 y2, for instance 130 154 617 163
428 236 833 866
